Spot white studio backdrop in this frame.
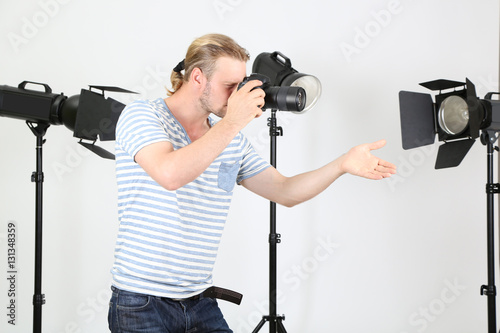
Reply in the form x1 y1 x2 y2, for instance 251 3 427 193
0 0 498 332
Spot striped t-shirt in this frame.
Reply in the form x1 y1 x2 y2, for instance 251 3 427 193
110 98 270 298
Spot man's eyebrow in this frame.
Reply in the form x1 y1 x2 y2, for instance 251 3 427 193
223 80 240 85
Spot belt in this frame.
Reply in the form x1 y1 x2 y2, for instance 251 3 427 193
168 286 243 305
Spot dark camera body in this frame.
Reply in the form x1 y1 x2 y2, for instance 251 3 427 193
238 73 306 112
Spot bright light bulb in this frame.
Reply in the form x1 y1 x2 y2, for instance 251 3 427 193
438 96 469 135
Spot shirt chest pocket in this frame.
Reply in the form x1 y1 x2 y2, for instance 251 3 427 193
217 162 240 192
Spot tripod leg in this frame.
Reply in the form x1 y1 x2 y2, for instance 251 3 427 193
251 317 267 333
276 318 287 333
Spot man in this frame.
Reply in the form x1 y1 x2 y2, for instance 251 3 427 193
108 33 396 333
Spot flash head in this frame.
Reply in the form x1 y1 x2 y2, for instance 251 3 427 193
0 81 136 159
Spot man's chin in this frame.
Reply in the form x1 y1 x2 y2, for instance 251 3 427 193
213 107 227 118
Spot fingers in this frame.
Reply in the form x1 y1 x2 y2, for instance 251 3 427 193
366 140 397 175
226 80 265 127
248 82 266 110
247 81 266 109
345 139 397 180
375 164 397 178
364 164 395 180
377 158 397 173
367 139 387 151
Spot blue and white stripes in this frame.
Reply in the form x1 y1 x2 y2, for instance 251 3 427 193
111 98 270 298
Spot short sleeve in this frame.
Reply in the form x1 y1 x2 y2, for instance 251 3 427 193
115 100 170 160
236 135 271 184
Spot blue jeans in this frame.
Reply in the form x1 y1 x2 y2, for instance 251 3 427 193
108 286 233 333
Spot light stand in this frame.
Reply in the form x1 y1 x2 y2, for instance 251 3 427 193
0 81 134 333
482 130 498 333
399 79 500 333
28 121 49 333
252 110 287 333
249 51 321 333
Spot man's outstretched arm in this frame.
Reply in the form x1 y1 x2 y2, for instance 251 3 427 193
240 139 396 207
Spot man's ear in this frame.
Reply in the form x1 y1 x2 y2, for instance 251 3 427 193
190 67 206 88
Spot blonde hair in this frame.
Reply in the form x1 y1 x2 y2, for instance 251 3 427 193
167 34 250 96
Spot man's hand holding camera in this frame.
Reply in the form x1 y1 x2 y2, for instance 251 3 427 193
225 79 265 129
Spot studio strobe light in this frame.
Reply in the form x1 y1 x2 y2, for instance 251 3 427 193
253 51 321 113
399 78 500 169
0 81 134 333
248 52 321 333
399 78 500 333
0 81 135 158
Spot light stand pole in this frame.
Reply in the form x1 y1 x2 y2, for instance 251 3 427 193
27 121 49 333
252 110 287 333
481 130 499 333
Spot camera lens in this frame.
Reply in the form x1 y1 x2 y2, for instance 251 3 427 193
263 86 306 112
